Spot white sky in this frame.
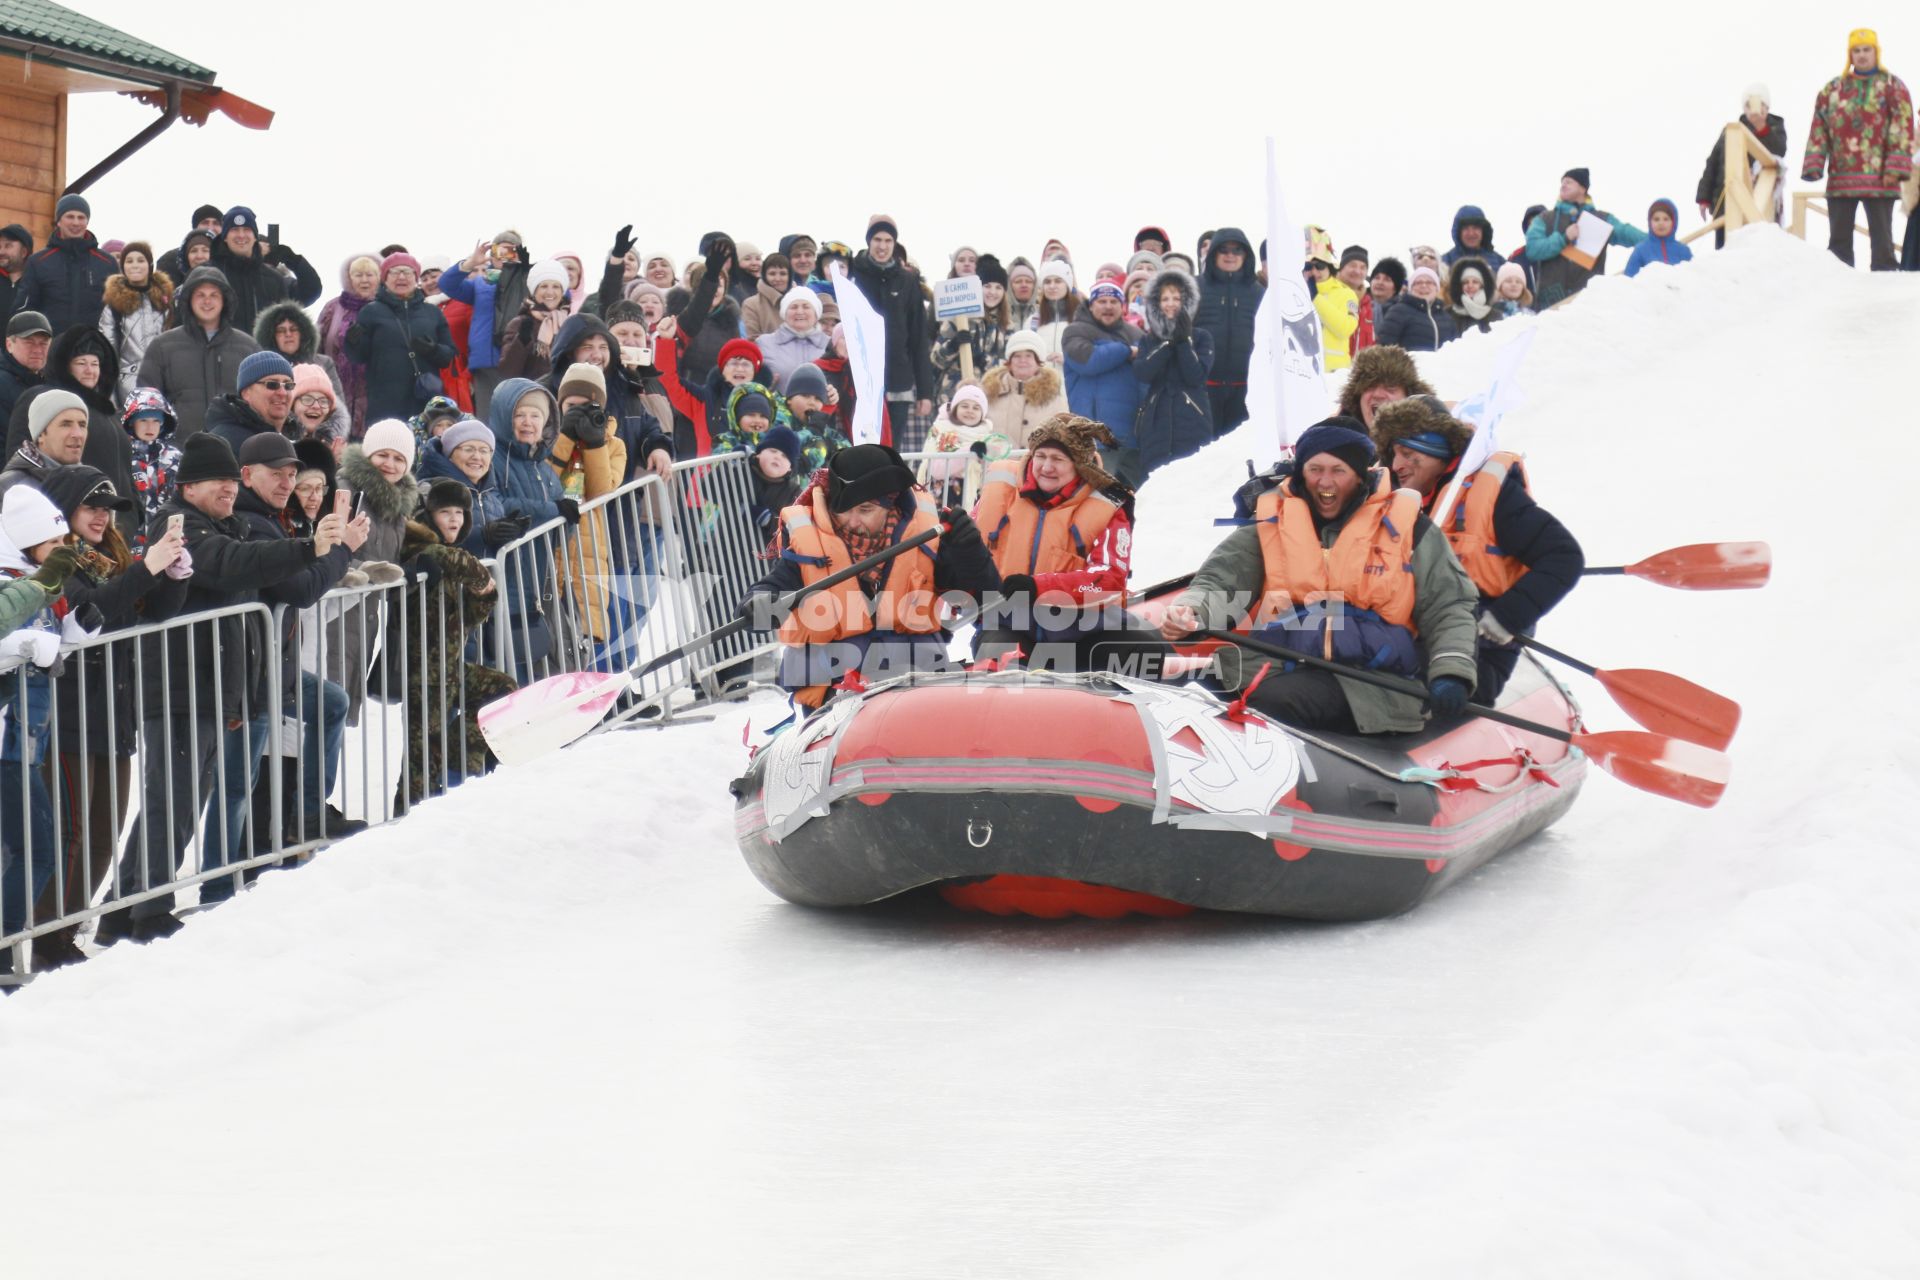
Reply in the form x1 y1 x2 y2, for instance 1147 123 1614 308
57 1 1915 286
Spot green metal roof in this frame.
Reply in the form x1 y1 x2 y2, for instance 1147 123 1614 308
0 0 214 83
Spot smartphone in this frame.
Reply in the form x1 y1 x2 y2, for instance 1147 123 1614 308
167 513 184 538
266 222 280 249
350 489 366 519
620 343 652 367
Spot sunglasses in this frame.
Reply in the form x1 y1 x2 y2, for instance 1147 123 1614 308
256 379 295 392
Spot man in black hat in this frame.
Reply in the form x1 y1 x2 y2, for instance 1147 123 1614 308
1159 418 1480 733
209 205 322 334
1522 169 1648 308
743 442 1000 709
0 309 50 422
0 222 32 322
155 204 224 284
1371 396 1584 703
97 433 361 944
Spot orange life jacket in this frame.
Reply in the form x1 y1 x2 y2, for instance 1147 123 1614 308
1250 472 1422 643
975 459 1120 579
1442 451 1529 598
776 485 943 647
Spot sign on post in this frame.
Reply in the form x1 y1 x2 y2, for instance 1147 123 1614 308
933 276 985 321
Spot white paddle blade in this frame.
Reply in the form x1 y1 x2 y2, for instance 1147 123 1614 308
478 670 632 765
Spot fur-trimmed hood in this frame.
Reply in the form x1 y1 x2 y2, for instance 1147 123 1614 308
255 299 320 362
1336 344 1436 422
337 444 423 524
981 362 1063 404
102 270 174 317
1370 394 1473 467
1140 267 1200 340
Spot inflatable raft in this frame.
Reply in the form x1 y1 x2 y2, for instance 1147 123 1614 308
731 654 1586 921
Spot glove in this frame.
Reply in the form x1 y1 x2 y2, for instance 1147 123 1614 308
60 603 103 643
1427 676 1471 717
514 243 531 266
0 629 61 671
562 402 608 449
405 553 444 590
1476 612 1516 646
28 545 82 590
939 506 982 550
1172 310 1192 341
516 315 539 345
610 224 636 259
703 238 734 279
556 498 581 527
482 516 530 549
410 335 438 360
165 545 194 580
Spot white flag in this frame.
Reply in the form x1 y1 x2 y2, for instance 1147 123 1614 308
1431 328 1536 525
829 264 888 445
1244 137 1330 466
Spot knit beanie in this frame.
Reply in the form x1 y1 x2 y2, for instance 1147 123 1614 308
55 193 90 220
1495 261 1528 292
735 391 773 422
866 214 899 242
291 363 334 406
1007 259 1037 284
1409 266 1441 289
191 203 222 228
1039 259 1075 288
950 384 990 419
440 419 493 454
1004 330 1045 360
361 419 418 467
783 363 830 401
0 484 67 550
379 251 421 281
623 280 667 308
754 424 805 470
1562 167 1591 193
221 205 257 236
1743 82 1771 112
780 286 821 321
26 389 87 442
558 362 607 408
975 254 1009 288
1290 419 1375 478
826 443 915 513
177 433 242 484
1125 250 1164 277
718 338 763 371
527 259 570 294
236 350 295 393
1340 244 1370 269
1087 279 1124 303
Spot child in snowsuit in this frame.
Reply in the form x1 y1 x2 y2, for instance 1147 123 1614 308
121 388 182 543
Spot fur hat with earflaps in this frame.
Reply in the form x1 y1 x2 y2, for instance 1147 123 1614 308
1370 395 1473 468
1025 413 1120 491
1336 344 1437 423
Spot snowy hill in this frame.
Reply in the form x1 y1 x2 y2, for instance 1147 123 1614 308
2 228 1916 1278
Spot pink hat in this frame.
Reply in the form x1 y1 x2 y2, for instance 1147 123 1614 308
1410 266 1441 288
291 363 334 406
951 384 990 417
380 252 421 280
1495 262 1527 290
361 419 417 468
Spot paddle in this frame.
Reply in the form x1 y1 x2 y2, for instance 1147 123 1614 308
478 525 943 764
1583 541 1770 590
1131 570 1196 601
1193 627 1730 809
1517 636 1740 751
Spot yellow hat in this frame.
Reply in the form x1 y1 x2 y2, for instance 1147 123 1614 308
1847 27 1880 70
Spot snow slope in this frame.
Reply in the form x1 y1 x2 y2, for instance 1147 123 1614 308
2 228 1916 1278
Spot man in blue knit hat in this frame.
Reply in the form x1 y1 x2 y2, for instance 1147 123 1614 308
1159 416 1481 732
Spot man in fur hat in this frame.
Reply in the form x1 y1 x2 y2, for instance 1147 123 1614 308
1336 343 1436 430
1371 396 1584 703
1160 418 1480 732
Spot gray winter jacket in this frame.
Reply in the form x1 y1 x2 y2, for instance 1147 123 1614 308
135 265 262 438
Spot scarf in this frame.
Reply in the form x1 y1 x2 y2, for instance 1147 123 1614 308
1457 294 1492 321
839 508 902 597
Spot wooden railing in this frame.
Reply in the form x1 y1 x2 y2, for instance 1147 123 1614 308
1684 122 1782 245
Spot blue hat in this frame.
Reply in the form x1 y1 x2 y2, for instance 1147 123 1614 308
1397 431 1457 460
222 205 258 236
753 424 805 469
235 350 295 393
1291 418 1375 476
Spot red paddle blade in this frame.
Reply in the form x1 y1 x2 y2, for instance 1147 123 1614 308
1572 730 1730 809
1627 541 1771 590
1595 667 1741 751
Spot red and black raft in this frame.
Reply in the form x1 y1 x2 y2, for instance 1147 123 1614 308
730 655 1586 921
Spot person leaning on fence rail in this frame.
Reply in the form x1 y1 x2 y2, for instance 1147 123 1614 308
95 434 363 947
1 486 102 975
29 467 191 969
392 480 513 815
1696 84 1788 249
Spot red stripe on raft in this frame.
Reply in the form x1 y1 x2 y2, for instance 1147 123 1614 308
939 875 1196 919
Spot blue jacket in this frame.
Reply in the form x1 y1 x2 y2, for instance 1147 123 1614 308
487 377 564 524
418 436 509 557
1062 315 1145 442
1623 199 1694 277
1443 205 1507 270
437 263 501 370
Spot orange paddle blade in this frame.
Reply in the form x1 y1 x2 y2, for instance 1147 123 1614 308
1571 730 1730 809
1626 541 1771 590
1594 667 1741 751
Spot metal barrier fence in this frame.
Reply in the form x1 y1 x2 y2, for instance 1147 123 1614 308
3 442 1012 984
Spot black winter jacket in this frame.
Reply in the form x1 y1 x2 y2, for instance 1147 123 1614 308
5 326 138 540
203 393 286 457
55 545 192 754
18 232 116 336
210 240 322 336
343 286 454 426
1375 293 1458 352
1193 227 1265 384
1467 467 1584 701
848 252 936 400
0 347 41 425
541 313 673 477
232 486 352 703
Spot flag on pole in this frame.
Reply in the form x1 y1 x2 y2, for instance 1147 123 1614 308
830 264 888 444
1244 137 1330 467
1430 328 1537 526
